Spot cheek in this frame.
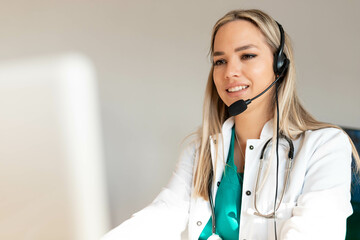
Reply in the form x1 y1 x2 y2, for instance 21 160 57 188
249 60 270 76
212 71 222 91
213 79 222 98
212 68 220 80
212 72 229 103
248 60 274 85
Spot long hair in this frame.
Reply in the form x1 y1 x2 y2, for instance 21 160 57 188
192 9 360 200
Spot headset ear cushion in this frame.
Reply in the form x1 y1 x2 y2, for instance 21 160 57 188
273 53 289 77
273 51 284 76
281 58 290 75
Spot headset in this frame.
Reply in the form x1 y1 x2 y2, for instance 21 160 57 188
207 21 292 240
273 22 290 81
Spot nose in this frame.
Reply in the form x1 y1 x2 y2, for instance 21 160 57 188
225 58 242 80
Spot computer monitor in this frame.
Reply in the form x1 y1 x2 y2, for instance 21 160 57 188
0 53 110 240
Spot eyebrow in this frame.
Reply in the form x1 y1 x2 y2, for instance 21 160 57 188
213 44 258 57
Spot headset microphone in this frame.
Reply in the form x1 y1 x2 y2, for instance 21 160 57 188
227 61 288 116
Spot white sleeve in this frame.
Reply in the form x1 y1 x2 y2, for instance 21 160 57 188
280 129 353 240
101 141 198 240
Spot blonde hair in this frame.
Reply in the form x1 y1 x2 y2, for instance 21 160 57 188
191 9 360 200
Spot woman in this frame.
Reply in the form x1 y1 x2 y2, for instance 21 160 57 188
102 9 360 240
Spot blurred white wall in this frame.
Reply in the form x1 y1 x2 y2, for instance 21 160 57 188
0 0 359 237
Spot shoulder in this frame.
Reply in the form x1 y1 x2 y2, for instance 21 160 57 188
177 137 201 166
302 127 351 150
298 127 352 166
294 127 353 196
182 137 200 155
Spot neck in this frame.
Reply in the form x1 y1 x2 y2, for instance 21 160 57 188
233 106 272 146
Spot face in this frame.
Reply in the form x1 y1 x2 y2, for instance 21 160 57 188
212 20 275 111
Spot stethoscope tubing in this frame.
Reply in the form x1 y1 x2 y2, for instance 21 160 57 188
207 135 294 236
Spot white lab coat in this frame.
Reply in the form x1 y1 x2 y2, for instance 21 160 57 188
102 117 353 240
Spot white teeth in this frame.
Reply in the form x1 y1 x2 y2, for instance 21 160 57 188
228 85 248 92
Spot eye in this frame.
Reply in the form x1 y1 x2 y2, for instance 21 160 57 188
213 59 226 66
241 54 257 60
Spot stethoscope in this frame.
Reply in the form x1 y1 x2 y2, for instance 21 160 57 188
207 135 294 240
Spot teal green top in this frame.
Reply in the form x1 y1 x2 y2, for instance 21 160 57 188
199 126 244 240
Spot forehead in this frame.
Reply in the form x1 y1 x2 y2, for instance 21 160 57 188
213 20 268 52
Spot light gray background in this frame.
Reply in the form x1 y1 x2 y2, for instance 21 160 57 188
1 0 359 232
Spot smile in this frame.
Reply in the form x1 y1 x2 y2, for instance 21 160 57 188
227 85 249 92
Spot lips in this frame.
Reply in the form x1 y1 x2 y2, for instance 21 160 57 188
227 85 249 92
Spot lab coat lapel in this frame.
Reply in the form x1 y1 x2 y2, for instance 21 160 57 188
209 116 235 201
